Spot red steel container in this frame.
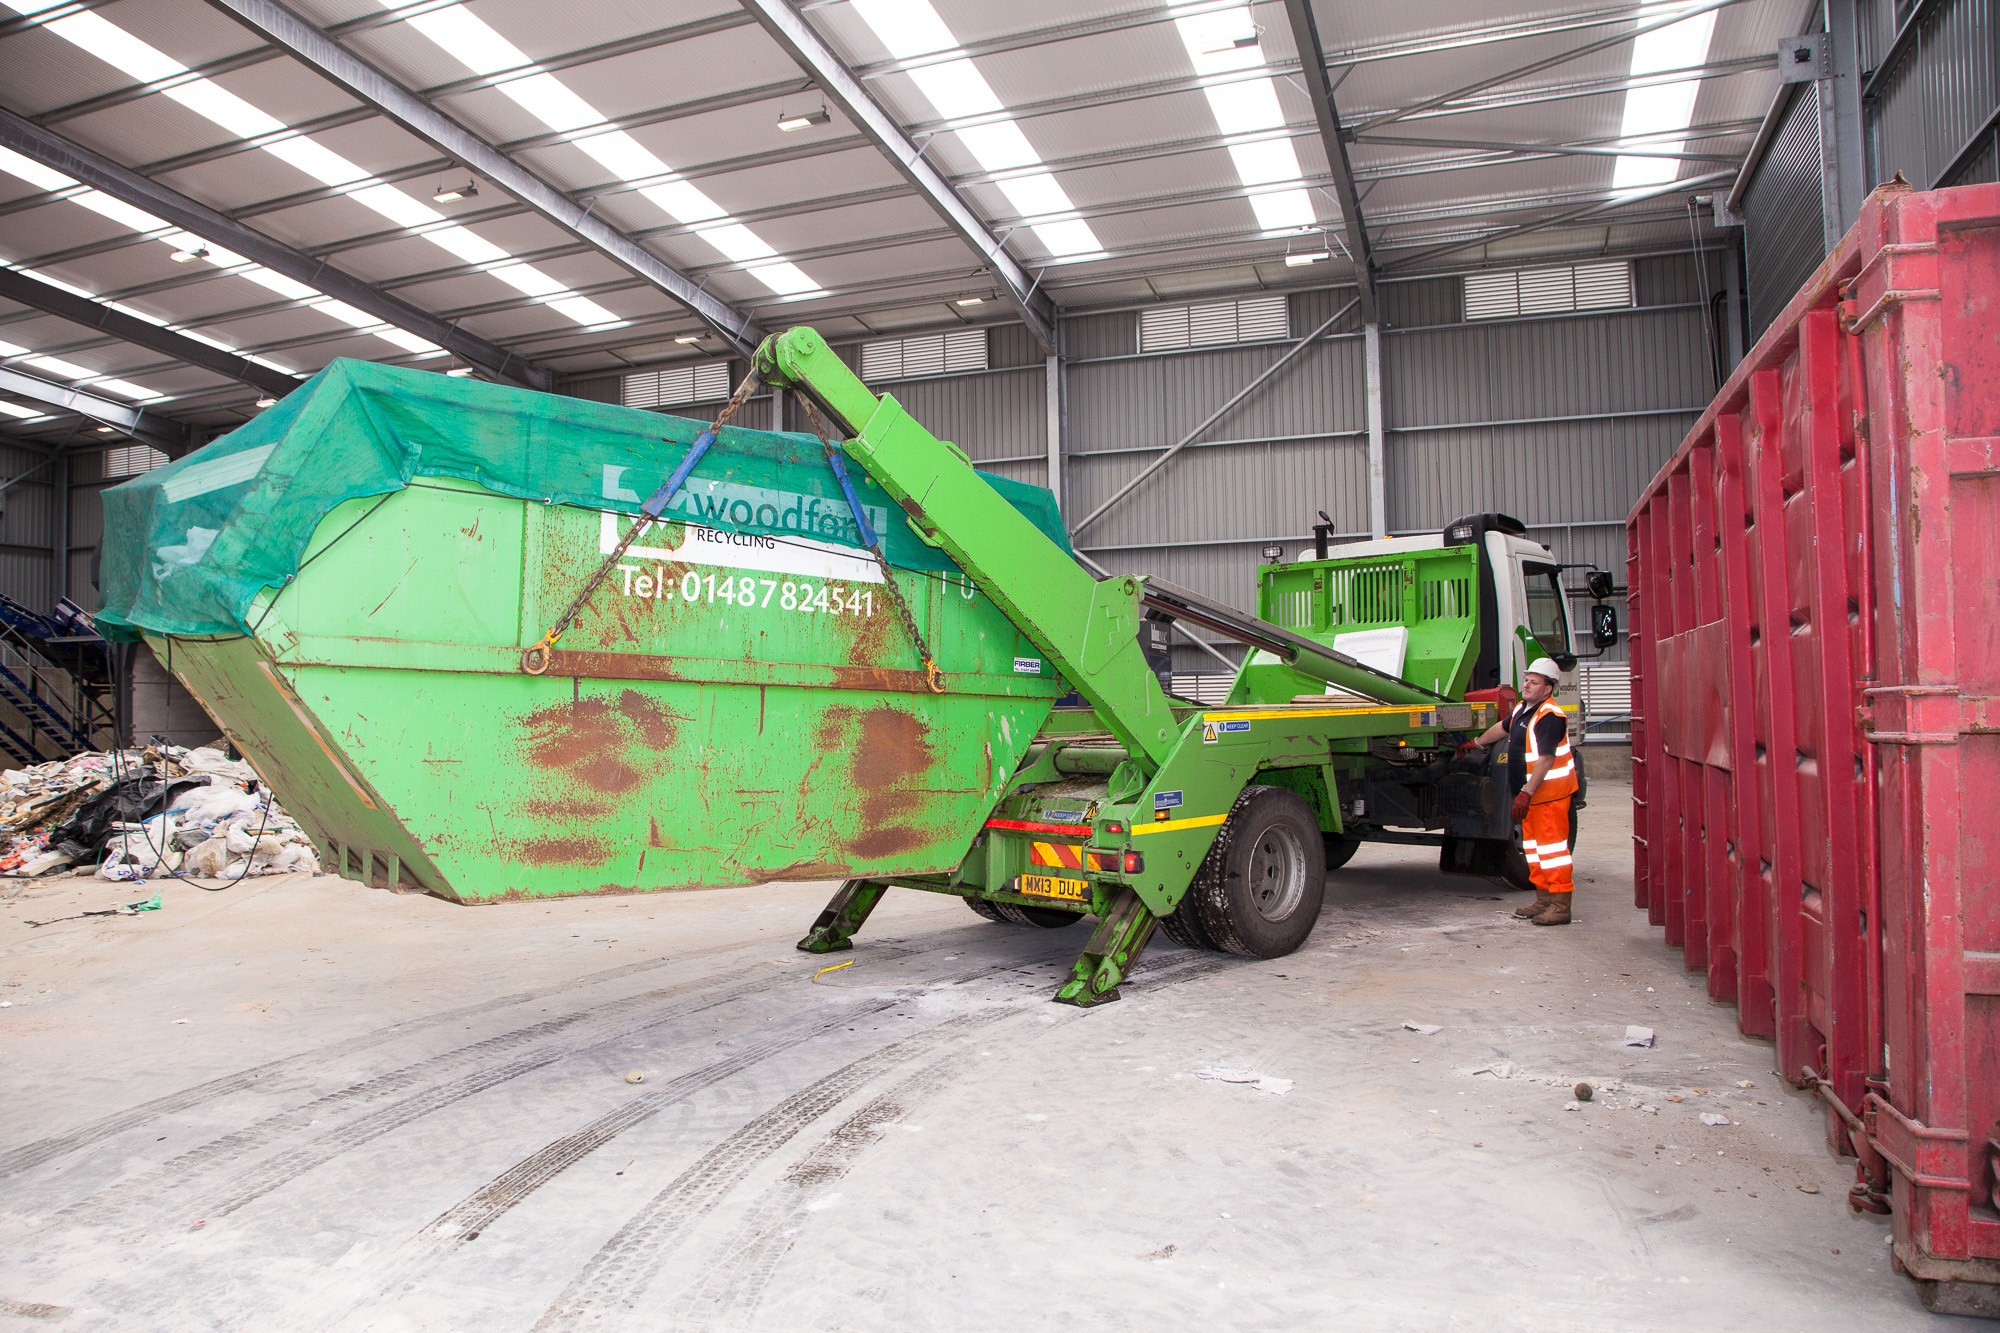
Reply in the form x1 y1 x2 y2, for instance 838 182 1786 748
1628 180 1999 1315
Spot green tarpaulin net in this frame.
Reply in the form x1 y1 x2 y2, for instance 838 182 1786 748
97 358 1071 642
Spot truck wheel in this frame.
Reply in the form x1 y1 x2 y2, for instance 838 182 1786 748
965 897 1006 922
1190 786 1327 958
995 902 1081 928
1324 836 1360 871
1157 898 1219 951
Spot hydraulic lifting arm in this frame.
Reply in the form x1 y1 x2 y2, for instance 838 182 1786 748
755 326 1185 769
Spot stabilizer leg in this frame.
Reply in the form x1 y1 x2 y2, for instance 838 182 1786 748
1054 889 1159 1007
797 879 888 954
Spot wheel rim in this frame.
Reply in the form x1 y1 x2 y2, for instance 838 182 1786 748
1245 821 1308 922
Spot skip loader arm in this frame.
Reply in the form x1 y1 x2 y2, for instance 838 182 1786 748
754 326 1182 769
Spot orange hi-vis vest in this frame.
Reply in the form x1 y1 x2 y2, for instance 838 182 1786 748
1523 699 1577 803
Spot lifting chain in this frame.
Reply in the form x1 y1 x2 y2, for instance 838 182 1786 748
799 398 945 694
521 370 765 675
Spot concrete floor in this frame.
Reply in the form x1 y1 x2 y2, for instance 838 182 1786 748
0 773 1943 1331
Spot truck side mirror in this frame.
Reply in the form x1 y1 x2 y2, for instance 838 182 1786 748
1586 570 1615 600
1592 603 1619 648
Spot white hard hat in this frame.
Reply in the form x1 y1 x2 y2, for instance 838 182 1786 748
1526 656 1563 683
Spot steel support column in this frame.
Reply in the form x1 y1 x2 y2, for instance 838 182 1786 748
738 0 1059 353
1364 322 1387 539
1819 0 1868 243
1283 0 1378 321
0 107 549 391
52 449 68 602
1045 350 1064 515
203 0 765 359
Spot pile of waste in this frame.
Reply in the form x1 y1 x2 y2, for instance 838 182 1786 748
0 744 320 882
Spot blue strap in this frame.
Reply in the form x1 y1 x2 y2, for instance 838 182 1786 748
641 428 717 517
823 446 879 549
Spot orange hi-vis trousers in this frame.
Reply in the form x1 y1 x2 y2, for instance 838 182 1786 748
1521 797 1574 895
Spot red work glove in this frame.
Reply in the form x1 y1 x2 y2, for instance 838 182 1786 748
1455 739 1481 758
1510 791 1531 822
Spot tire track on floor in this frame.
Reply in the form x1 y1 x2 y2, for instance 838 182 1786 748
51 944 920 1226
0 936 800 1181
535 952 1237 1330
669 952 1238 1328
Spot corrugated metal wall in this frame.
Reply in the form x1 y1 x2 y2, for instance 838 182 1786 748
1861 0 2000 190
1743 84 1827 337
0 440 57 613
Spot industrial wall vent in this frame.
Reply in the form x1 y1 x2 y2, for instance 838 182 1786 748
622 360 732 409
1139 294 1289 352
859 328 988 382
102 444 169 479
1463 260 1633 321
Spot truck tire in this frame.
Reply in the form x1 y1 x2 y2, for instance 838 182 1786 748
1324 835 1360 871
1157 898 1219 951
1189 786 1327 958
965 896 1006 922
994 902 1081 928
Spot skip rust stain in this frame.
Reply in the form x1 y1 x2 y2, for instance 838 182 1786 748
816 703 938 862
648 815 666 848
516 834 613 865
519 691 687 793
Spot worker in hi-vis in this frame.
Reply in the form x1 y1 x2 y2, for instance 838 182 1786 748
1459 657 1579 925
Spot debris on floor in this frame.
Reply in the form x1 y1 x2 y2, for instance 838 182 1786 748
1403 1021 1443 1035
1700 1113 1734 1126
1622 1025 1656 1047
0 744 318 882
1195 1066 1294 1096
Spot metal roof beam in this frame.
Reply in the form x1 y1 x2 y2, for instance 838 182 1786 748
1282 0 1377 322
1382 170 1734 271
1354 132 1742 163
0 364 193 455
737 0 1058 354
0 265 300 398
202 0 766 360
1353 0 1754 134
0 106 551 391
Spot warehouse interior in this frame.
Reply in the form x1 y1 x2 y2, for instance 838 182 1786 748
0 0 1993 1327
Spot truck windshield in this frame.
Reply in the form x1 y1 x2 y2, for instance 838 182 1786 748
1524 562 1570 657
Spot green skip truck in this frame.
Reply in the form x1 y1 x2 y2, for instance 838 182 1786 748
756 329 1617 1003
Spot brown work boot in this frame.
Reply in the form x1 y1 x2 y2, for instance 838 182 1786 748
1531 893 1573 926
1514 889 1549 919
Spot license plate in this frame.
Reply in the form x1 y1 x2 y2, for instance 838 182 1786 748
1017 873 1088 903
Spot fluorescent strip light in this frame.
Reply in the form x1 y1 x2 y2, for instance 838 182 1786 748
0 150 437 359
777 107 830 131
850 0 1104 261
1611 5 1719 190
2 0 620 330
377 0 823 299
1174 6 1321 238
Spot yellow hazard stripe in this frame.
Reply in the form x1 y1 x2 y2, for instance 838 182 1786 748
1130 813 1228 837
1201 702 1567 723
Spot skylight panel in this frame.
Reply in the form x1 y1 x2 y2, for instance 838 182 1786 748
20 266 298 375
0 402 47 421
1173 5 1320 239
1 0 623 331
0 335 166 401
375 0 824 299
1611 4 1719 191
0 150 441 359
849 0 1102 261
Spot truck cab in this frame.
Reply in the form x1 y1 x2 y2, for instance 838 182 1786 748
1223 512 1615 884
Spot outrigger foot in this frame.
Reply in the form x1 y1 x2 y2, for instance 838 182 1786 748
1053 889 1159 1007
797 879 887 954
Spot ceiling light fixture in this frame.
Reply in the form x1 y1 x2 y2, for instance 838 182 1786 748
432 180 478 203
776 106 831 132
1201 33 1260 55
446 367 475 377
955 295 985 306
254 395 278 407
169 245 210 264
95 425 115 433
1284 229 1333 266
675 334 704 344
